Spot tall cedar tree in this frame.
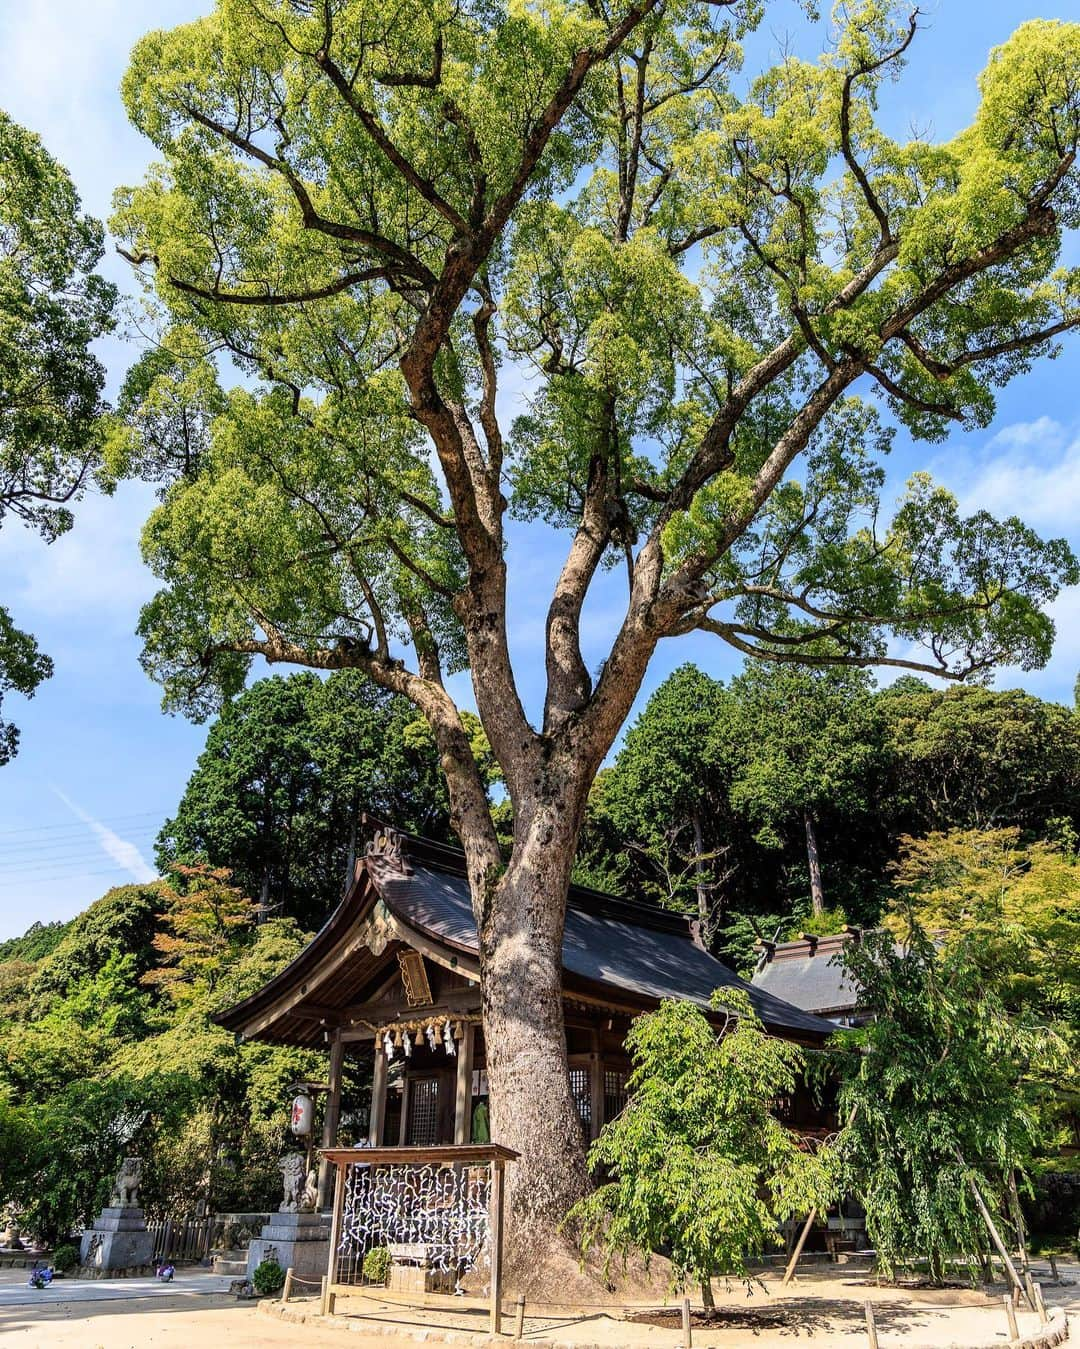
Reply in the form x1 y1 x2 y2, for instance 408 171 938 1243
116 3 1080 1239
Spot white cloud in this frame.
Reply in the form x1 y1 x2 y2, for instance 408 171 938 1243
0 482 158 630
939 417 1080 533
50 787 157 885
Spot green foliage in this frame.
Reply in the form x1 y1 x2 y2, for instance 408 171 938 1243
110 1 1080 728
0 607 52 766
29 884 167 1008
572 990 837 1292
586 665 733 934
157 671 461 927
879 681 1080 836
252 1257 285 1295
362 1246 392 1284
0 867 324 1239
51 1243 78 1272
0 920 70 965
0 110 118 761
836 927 1066 1283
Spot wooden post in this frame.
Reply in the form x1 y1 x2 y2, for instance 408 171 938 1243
368 1040 388 1146
1025 1270 1037 1311
961 1163 1030 1308
1005 1295 1020 1341
782 1208 816 1285
488 1158 505 1336
454 1023 475 1145
319 1275 328 1315
281 1267 294 1303
322 1159 347 1315
318 1032 346 1209
1034 1282 1048 1325
514 1294 526 1340
681 1297 693 1348
398 1076 410 1145
864 1302 878 1349
589 1031 604 1142
1049 1253 1060 1283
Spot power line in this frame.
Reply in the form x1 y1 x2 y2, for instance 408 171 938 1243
0 832 161 864
0 809 171 839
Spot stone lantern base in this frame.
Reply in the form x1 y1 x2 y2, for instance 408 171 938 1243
79 1207 155 1272
245 1211 330 1284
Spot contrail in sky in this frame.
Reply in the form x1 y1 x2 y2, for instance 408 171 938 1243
50 786 158 884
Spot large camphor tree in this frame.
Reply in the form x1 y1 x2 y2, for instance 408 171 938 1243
115 0 1080 1243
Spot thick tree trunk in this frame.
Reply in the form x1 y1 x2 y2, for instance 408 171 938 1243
475 799 591 1256
691 807 711 935
804 810 825 916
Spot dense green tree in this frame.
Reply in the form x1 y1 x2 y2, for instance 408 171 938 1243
0 110 118 760
28 882 167 1008
0 919 70 965
0 875 322 1236
157 671 457 927
573 989 836 1299
588 665 733 937
717 664 886 916
115 0 1080 1235
878 680 1080 837
837 927 1065 1283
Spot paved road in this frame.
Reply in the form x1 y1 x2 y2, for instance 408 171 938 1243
0 1271 236 1308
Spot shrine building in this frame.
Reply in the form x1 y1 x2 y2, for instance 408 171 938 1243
215 827 835 1193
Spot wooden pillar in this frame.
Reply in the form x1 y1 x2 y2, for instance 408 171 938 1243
317 1031 346 1209
489 1158 505 1336
398 1075 410 1145
368 1039 387 1146
589 1030 603 1141
322 1159 347 1315
454 1023 476 1144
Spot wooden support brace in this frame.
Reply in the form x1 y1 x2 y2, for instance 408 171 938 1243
864 1302 879 1349
1005 1294 1020 1341
682 1296 693 1348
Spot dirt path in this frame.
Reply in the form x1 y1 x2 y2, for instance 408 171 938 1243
1 1263 1073 1349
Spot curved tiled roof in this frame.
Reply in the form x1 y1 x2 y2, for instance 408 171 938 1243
371 846 834 1039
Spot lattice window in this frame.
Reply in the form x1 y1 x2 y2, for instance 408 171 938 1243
569 1067 591 1132
406 1078 440 1146
603 1069 629 1124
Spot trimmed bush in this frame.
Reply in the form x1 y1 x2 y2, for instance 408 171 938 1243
362 1246 391 1285
52 1244 78 1273
252 1258 285 1295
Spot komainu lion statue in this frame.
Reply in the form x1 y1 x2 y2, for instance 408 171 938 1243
110 1157 142 1208
278 1152 307 1213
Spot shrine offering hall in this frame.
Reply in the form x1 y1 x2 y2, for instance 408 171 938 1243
215 829 834 1186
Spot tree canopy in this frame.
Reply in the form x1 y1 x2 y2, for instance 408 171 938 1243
112 0 1080 1231
0 110 117 761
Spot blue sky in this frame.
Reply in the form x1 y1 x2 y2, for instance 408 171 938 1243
2 0 1080 939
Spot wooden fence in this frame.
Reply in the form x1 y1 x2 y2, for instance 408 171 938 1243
147 1215 214 1265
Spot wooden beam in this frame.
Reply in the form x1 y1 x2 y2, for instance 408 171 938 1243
454 1022 476 1144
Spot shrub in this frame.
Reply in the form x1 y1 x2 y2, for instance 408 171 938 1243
251 1258 285 1295
52 1244 78 1273
362 1246 391 1284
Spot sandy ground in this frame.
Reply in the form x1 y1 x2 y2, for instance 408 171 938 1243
0 1262 1074 1349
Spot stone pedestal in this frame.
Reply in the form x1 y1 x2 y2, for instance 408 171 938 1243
246 1211 330 1283
79 1207 154 1272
